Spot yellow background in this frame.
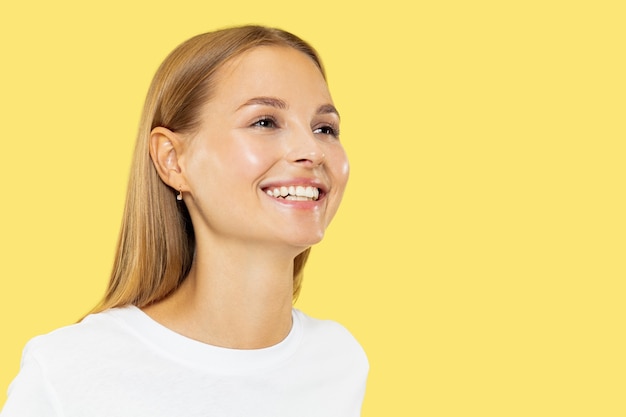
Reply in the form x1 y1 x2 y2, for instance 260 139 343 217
1 1 624 415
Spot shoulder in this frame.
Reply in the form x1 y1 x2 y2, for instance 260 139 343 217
294 309 358 340
293 309 369 368
22 306 139 366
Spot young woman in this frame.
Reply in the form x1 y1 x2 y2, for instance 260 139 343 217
1 26 368 416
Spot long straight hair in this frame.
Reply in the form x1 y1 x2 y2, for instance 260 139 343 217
90 26 324 314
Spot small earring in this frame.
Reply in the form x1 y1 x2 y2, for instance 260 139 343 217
176 187 183 201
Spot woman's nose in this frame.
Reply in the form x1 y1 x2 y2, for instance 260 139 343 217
285 128 326 167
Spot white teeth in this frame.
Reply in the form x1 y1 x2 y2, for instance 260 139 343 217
265 185 321 201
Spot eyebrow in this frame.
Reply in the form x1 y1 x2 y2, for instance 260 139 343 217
238 96 288 110
317 104 341 120
237 96 340 119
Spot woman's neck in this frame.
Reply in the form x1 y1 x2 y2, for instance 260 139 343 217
143 241 298 349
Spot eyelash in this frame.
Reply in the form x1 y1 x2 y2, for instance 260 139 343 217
314 124 340 138
252 116 278 129
251 116 340 138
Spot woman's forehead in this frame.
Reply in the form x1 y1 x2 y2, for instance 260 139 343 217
206 46 331 108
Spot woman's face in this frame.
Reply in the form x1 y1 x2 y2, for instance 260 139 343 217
179 46 349 251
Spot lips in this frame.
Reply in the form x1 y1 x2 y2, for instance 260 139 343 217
264 185 321 201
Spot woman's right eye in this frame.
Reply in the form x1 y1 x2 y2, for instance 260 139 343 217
252 117 277 129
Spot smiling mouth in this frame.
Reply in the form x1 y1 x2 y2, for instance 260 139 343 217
264 185 321 201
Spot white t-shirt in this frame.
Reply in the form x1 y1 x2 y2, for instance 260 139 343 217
1 306 368 417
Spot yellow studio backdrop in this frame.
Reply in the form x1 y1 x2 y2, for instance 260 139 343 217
1 1 624 415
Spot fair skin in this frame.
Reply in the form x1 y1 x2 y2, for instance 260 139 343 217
145 46 349 349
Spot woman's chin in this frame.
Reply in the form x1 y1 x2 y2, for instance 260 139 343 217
282 230 326 251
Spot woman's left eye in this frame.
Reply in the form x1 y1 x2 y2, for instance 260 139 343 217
313 125 339 137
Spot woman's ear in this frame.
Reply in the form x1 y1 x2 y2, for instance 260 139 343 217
149 126 185 189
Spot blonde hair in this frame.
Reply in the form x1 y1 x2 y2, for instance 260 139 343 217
91 26 325 314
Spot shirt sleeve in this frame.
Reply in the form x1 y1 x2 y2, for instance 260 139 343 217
1 343 62 417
